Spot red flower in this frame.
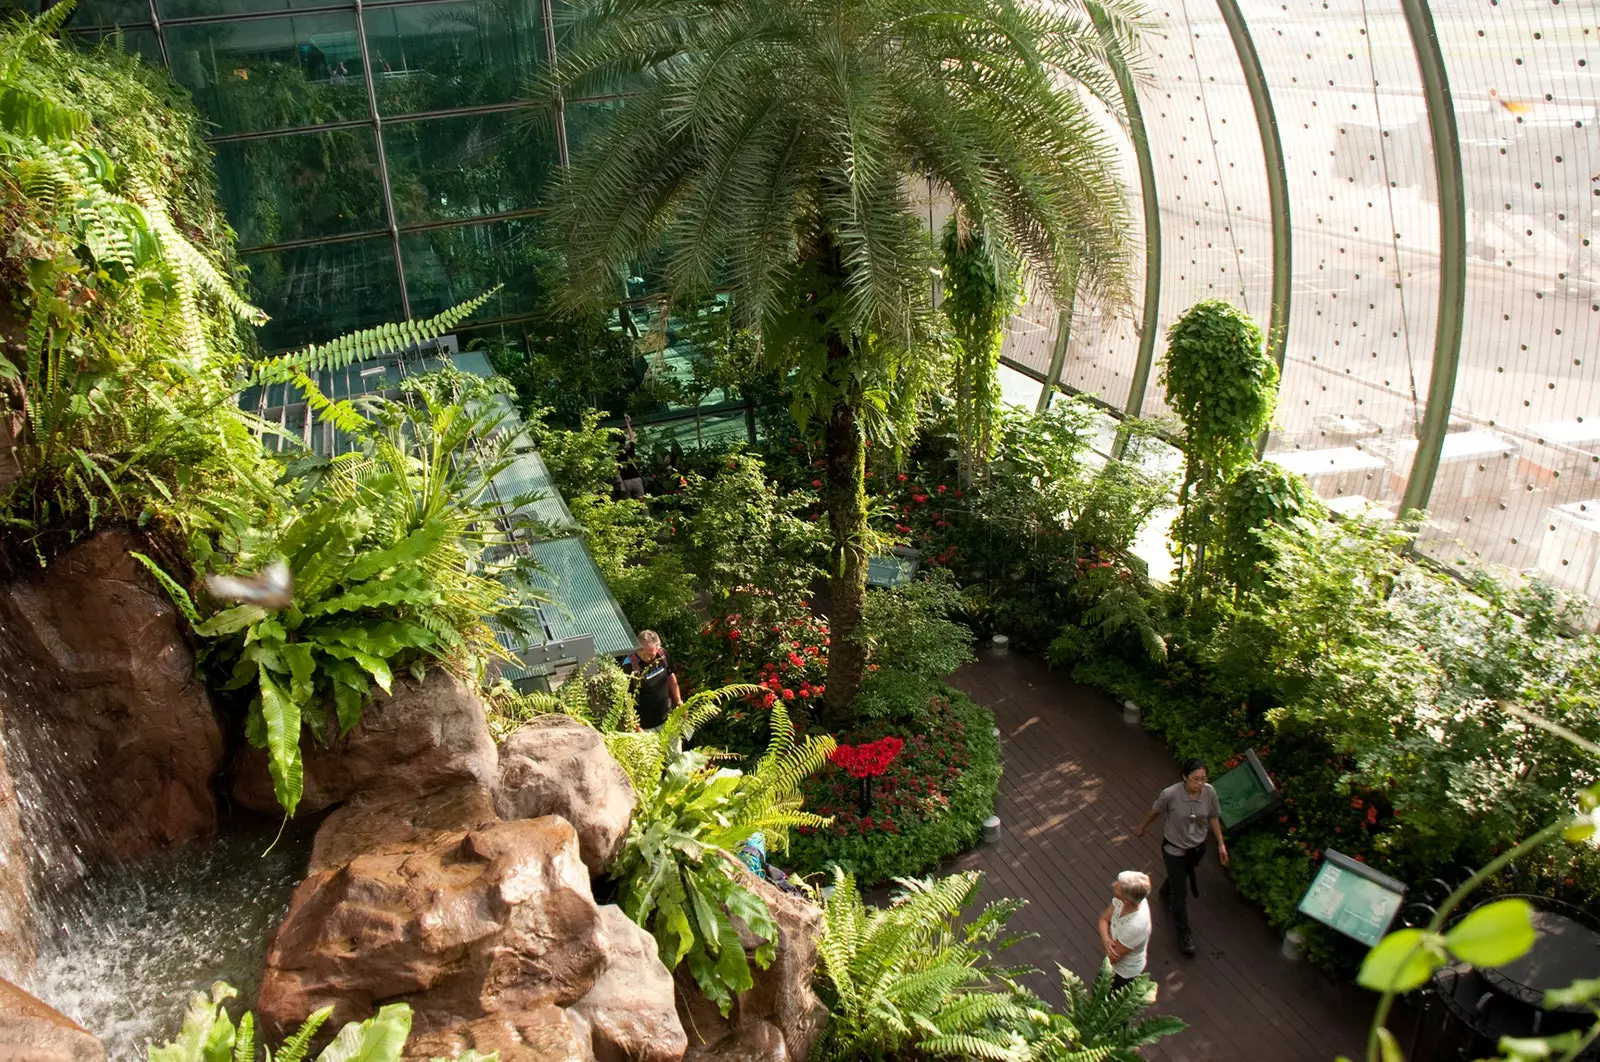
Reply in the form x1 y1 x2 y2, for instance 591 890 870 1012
761 692 776 708
728 629 741 640
782 689 795 701
937 484 947 493
897 473 908 481
811 479 822 487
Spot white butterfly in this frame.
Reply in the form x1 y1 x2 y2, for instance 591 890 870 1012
206 560 294 610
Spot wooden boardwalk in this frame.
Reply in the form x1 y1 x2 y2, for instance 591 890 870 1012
942 652 1372 1061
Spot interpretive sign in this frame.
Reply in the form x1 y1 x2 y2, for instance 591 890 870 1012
1297 849 1407 947
866 547 921 588
1212 748 1280 829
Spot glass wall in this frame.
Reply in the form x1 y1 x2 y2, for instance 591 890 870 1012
45 0 575 349
18 0 1600 604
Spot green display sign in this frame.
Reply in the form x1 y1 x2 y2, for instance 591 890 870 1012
1297 850 1407 948
866 547 921 588
1212 748 1281 829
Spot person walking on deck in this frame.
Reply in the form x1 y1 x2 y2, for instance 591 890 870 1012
1097 870 1154 991
1134 759 1228 957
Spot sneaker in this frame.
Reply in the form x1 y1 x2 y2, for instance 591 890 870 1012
1179 932 1197 956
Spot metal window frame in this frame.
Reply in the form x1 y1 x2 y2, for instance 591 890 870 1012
1397 0 1467 518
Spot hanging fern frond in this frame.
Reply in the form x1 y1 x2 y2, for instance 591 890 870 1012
246 288 502 388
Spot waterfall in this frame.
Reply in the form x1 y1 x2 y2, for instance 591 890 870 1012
0 607 311 1059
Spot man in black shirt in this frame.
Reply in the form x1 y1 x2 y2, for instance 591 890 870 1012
617 413 646 499
628 629 682 730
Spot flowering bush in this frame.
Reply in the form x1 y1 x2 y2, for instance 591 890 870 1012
789 688 1001 885
689 612 831 760
830 736 904 779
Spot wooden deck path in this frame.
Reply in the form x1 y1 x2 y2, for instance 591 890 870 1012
941 652 1373 1061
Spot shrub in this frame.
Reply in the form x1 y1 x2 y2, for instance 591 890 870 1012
857 570 975 682
788 687 1000 886
606 694 834 1015
811 869 1032 1062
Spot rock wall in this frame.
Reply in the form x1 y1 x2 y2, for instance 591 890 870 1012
0 529 223 863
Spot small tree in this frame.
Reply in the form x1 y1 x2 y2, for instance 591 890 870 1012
1158 299 1278 603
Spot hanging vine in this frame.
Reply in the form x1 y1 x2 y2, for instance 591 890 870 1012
940 214 1011 488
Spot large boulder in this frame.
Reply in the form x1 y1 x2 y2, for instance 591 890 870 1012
0 529 223 862
402 1007 593 1062
0 976 104 1062
258 817 609 1039
497 717 636 876
308 781 499 875
677 876 827 1062
566 907 686 1062
233 668 496 817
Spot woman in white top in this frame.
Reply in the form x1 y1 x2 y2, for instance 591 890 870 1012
1097 870 1153 991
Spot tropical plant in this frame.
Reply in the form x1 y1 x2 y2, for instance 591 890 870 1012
1157 299 1278 600
857 569 975 682
941 215 1015 488
678 452 826 640
542 0 1136 724
1014 962 1187 1062
811 868 1033 1061
146 981 485 1062
156 368 543 816
0 7 276 557
607 691 835 1015
1214 459 1323 598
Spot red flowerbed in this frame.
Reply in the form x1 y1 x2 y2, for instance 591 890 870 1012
799 694 971 837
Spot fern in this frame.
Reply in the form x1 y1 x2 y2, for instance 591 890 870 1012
144 983 463 1062
609 688 834 1015
813 868 1042 1062
245 289 502 388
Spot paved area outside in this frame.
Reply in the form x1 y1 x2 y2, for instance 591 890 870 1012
942 652 1373 1061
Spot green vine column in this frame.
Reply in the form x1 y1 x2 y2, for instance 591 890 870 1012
1158 300 1278 603
940 216 1010 488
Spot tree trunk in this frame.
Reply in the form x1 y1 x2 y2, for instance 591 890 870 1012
822 332 868 729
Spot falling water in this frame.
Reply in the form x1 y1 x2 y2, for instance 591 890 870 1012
26 824 312 1060
0 609 312 1059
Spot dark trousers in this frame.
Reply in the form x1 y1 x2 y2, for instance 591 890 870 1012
1162 848 1196 934
1112 972 1139 993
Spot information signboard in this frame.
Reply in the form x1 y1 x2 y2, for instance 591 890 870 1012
1212 748 1281 829
1297 849 1407 947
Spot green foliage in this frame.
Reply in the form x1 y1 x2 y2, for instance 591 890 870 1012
679 452 826 636
1213 460 1324 596
858 570 975 682
526 407 621 500
1158 300 1279 602
1158 300 1277 478
608 693 834 1015
0 14 279 556
790 688 1001 886
812 869 1033 1062
192 372 543 815
1017 963 1187 1062
146 982 460 1062
941 216 1014 487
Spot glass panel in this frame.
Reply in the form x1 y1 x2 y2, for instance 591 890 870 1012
400 218 544 320
1133 0 1274 422
243 237 404 352
1244 0 1438 517
157 0 343 20
364 0 543 118
68 26 163 64
65 0 149 28
384 111 553 225
999 69 1147 410
213 128 384 247
164 13 367 135
1415 1 1600 593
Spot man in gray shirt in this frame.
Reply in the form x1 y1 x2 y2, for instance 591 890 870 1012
1135 758 1229 956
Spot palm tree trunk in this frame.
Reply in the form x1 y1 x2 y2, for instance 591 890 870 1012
822 330 868 729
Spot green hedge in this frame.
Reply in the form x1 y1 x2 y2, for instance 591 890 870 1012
787 687 1001 887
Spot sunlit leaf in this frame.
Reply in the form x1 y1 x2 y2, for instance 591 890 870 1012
1357 929 1445 993
1444 900 1535 968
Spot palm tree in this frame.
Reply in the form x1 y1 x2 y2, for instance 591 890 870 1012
541 0 1136 725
